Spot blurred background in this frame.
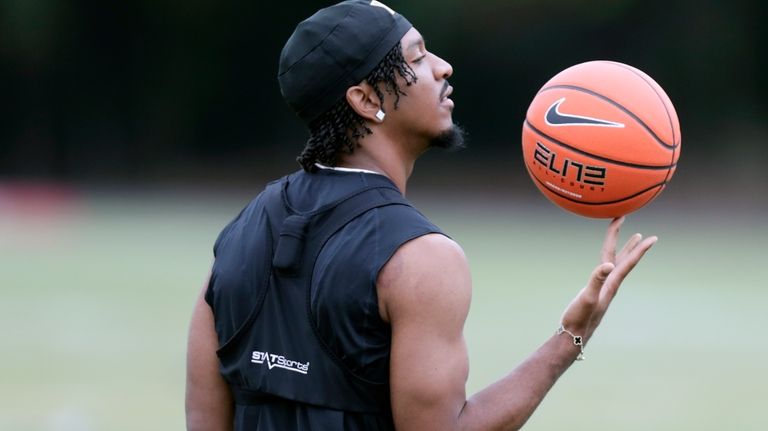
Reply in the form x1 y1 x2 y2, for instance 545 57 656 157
2 0 766 430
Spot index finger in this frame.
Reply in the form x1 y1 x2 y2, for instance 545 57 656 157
601 216 625 264
600 235 658 304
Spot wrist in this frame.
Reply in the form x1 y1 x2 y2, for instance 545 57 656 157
555 324 586 361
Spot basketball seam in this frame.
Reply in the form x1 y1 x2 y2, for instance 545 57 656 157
537 84 679 150
525 162 666 206
524 120 677 170
582 62 680 205
601 61 679 145
646 145 677 204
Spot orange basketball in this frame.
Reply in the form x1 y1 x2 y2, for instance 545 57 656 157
521 61 681 218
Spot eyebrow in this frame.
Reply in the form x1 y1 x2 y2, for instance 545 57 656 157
405 36 425 54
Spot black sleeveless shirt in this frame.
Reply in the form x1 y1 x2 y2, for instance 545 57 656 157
206 168 443 430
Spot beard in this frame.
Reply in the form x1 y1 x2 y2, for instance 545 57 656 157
429 123 467 152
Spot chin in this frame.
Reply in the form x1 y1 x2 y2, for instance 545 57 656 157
429 124 466 151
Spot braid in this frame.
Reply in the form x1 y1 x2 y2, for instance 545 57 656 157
366 42 418 112
297 42 418 172
297 100 369 172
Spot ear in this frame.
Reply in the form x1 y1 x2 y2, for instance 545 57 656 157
346 82 384 123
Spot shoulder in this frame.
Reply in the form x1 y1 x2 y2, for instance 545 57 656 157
377 233 471 324
363 202 443 253
381 233 467 274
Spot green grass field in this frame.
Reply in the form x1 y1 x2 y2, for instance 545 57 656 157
2 189 766 430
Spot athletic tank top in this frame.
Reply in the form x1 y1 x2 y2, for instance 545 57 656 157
206 168 443 430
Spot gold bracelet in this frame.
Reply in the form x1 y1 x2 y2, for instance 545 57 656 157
557 324 585 361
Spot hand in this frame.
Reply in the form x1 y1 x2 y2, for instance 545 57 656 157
560 216 658 343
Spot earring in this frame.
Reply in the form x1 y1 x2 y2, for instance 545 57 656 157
375 110 386 122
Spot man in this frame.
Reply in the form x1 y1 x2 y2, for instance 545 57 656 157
186 1 658 430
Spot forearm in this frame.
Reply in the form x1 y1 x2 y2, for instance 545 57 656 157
457 333 579 431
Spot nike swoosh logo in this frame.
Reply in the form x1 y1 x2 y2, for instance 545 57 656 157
545 97 625 128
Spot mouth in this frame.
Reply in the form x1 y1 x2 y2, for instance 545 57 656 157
440 81 453 102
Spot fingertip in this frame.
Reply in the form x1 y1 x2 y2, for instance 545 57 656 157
609 216 626 231
640 236 658 251
601 262 615 274
587 262 615 292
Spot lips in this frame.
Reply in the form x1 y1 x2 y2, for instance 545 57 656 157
440 82 453 102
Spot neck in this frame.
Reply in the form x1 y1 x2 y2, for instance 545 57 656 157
337 129 425 195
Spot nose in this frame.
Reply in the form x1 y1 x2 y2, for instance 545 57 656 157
432 53 453 80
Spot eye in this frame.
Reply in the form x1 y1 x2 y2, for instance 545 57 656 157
412 54 427 64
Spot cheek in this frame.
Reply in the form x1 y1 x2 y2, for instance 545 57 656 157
404 83 434 111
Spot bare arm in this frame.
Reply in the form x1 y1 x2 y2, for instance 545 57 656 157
185 275 234 431
378 217 656 431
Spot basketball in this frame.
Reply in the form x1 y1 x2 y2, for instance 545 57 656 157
521 61 681 218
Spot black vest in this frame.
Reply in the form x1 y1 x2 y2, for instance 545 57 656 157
207 170 442 427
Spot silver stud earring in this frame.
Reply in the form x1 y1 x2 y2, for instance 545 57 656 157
375 110 386 122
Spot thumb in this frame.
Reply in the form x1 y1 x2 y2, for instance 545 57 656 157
585 262 615 298
561 262 616 331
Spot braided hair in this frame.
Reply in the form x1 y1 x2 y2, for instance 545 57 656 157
297 42 418 172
